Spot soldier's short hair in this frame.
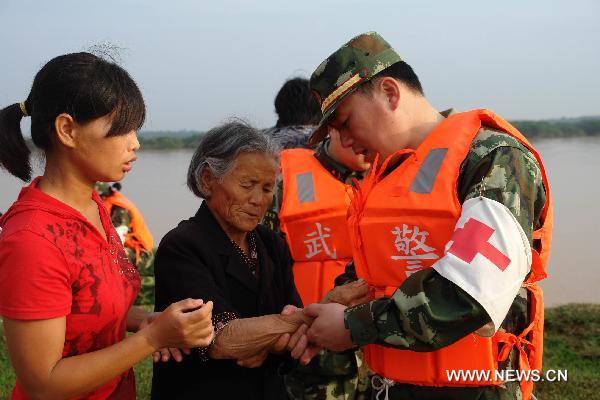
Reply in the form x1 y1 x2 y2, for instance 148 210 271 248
187 120 281 199
358 61 424 97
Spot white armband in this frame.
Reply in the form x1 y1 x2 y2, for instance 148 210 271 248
433 197 532 333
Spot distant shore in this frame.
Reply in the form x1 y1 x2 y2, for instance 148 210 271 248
136 116 600 150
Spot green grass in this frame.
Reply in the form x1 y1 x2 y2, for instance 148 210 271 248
535 303 600 399
2 303 599 399
134 355 153 399
0 324 15 398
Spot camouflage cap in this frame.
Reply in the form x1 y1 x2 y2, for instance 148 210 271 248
309 32 402 145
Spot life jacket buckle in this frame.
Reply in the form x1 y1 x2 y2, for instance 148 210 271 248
371 375 396 400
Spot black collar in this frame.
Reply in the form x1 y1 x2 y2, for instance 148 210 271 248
192 202 239 256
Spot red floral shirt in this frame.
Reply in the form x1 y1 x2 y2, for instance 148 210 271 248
0 178 141 399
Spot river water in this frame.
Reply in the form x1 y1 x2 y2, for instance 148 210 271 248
1 137 599 307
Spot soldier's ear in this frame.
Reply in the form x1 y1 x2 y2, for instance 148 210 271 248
379 77 401 111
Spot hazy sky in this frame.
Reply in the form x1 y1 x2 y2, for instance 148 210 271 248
1 0 598 131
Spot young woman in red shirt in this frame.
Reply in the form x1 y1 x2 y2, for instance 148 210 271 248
0 52 214 400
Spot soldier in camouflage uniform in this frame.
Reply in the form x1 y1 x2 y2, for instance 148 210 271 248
288 32 550 400
265 134 372 400
262 77 372 400
95 182 155 305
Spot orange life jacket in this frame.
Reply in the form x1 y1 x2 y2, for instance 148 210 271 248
348 109 552 399
102 191 154 264
279 149 354 305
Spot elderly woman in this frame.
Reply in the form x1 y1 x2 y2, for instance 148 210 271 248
151 121 308 400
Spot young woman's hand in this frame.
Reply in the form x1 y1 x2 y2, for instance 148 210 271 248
142 299 214 350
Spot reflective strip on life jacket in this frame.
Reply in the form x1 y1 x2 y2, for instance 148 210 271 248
279 149 354 305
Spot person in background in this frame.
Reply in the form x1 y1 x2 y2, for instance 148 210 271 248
263 77 321 150
263 77 373 400
291 31 552 400
0 52 214 400
95 182 154 270
96 181 156 305
151 121 309 400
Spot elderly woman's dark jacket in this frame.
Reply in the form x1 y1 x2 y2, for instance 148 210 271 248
151 202 302 400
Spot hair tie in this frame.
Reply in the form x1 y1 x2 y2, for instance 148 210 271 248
19 101 29 117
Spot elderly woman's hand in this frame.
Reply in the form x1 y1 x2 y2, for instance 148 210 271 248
282 304 311 360
236 350 269 368
208 310 313 361
269 305 299 355
269 304 302 355
236 332 291 368
320 279 370 307
236 308 295 368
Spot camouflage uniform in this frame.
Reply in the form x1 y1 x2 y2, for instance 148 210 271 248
95 183 155 305
263 125 316 150
308 32 548 400
262 142 371 400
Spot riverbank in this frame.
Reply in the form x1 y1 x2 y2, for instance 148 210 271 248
1 303 598 399
133 116 600 150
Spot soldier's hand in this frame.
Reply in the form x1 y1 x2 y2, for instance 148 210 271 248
304 303 354 352
320 279 370 306
287 323 322 365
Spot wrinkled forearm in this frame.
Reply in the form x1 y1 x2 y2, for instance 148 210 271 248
208 311 313 359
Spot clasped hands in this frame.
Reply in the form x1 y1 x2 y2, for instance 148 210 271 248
150 279 370 367
267 278 370 366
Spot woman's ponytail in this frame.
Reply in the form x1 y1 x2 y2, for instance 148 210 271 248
0 100 31 181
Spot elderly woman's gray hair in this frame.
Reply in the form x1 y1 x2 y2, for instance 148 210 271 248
187 121 281 198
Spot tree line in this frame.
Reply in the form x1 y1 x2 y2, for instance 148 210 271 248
22 117 600 151
511 116 600 139
138 117 600 149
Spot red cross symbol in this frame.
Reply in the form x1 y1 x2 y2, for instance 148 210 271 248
448 218 511 271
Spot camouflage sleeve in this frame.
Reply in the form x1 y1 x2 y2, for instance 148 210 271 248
458 133 546 242
261 176 284 233
345 268 489 350
344 131 546 350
